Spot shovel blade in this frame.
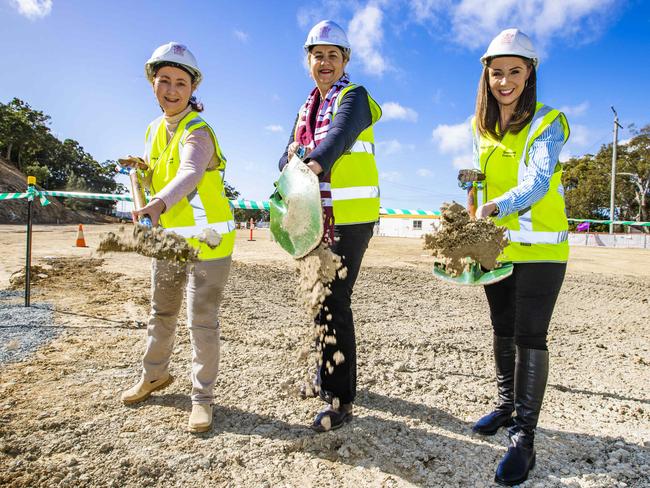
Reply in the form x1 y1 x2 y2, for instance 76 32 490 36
432 261 513 286
270 155 324 258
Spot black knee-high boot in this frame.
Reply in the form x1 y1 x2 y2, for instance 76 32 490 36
495 346 549 486
472 334 515 435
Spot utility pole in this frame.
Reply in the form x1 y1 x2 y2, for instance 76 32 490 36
609 107 623 234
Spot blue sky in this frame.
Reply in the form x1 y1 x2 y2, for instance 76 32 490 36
1 0 649 212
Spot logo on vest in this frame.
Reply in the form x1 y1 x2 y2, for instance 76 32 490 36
502 149 517 158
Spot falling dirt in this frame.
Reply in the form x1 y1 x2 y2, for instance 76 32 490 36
97 225 224 264
423 201 508 277
295 243 346 320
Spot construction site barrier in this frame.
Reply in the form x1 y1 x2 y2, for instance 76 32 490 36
2 182 649 306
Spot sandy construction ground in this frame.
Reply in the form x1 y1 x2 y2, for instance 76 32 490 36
0 224 649 487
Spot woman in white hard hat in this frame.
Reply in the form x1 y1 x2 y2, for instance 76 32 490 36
278 20 382 432
119 42 236 434
467 28 570 485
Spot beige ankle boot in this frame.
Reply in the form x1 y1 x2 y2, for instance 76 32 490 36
120 374 174 405
188 404 213 433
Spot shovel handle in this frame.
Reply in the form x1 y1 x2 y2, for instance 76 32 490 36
467 184 477 219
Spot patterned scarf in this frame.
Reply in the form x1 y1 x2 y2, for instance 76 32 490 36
295 74 350 246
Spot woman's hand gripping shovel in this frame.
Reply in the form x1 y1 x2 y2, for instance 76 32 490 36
432 169 513 286
116 158 152 228
269 148 324 258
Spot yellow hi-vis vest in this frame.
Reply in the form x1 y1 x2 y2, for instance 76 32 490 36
295 84 382 225
144 111 235 261
472 102 570 263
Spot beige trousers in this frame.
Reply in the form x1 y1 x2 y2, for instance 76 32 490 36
141 256 231 404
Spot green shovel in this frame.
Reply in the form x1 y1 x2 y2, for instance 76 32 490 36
433 260 513 286
431 169 513 286
270 154 324 258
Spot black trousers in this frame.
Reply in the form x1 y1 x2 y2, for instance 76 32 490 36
316 222 374 405
484 262 567 350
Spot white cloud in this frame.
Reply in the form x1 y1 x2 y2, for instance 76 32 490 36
432 116 474 169
11 0 52 19
296 1 347 30
264 125 284 133
380 171 402 182
233 30 249 43
377 139 415 155
409 0 448 22
417 168 434 177
449 0 617 51
432 117 473 154
381 102 418 122
348 5 388 76
559 101 589 117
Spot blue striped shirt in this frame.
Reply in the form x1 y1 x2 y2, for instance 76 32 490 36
472 117 566 218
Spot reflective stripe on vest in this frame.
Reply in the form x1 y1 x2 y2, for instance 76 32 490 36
348 140 375 155
145 111 235 260
330 186 380 200
473 102 570 262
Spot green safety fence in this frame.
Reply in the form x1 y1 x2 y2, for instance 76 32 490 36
568 218 650 227
3 187 650 225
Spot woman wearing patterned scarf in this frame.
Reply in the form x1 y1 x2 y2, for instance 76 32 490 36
278 20 382 432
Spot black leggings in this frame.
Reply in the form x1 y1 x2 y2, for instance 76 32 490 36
484 262 566 350
316 222 374 405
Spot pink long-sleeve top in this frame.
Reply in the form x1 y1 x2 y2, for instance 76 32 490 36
143 105 217 211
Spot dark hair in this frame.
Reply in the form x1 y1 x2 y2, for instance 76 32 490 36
189 96 204 112
475 57 536 140
153 62 204 113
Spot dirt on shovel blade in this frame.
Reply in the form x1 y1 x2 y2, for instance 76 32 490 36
423 201 508 277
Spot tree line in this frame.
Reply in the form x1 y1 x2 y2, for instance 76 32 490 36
0 98 122 213
0 98 269 221
563 124 649 232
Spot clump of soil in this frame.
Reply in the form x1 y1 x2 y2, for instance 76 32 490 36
98 225 222 263
424 201 507 276
196 228 222 249
8 265 51 289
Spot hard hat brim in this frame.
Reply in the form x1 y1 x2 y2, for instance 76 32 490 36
480 54 538 68
145 61 203 86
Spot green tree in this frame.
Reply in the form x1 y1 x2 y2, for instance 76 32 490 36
224 180 269 223
563 124 650 232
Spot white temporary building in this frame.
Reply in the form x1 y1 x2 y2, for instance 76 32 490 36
377 214 441 238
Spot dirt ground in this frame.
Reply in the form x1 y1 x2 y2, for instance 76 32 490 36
0 224 649 487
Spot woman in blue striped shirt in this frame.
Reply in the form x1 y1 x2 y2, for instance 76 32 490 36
468 29 570 486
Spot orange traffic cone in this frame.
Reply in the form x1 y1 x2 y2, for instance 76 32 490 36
75 224 88 247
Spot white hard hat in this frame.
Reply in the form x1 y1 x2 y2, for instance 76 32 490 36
145 42 203 86
480 28 538 67
304 20 351 53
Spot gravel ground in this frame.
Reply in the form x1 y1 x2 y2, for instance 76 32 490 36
0 252 648 487
0 290 58 365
